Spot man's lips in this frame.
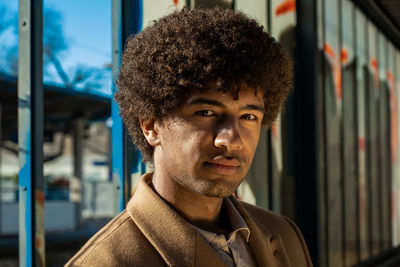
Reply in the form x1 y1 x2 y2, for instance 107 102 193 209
203 156 241 175
206 156 240 167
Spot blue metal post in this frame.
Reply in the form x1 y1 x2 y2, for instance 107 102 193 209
18 0 45 266
112 0 125 213
112 0 143 213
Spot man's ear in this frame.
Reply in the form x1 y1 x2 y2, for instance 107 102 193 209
139 118 161 147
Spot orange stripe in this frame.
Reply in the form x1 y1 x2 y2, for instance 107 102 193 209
370 57 378 71
387 70 394 84
275 0 296 16
173 0 178 6
323 43 342 100
341 48 348 64
370 58 379 90
323 43 335 61
334 66 342 100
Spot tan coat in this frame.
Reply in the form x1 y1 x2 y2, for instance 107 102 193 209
66 175 313 267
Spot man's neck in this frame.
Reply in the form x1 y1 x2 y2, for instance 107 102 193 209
151 170 230 234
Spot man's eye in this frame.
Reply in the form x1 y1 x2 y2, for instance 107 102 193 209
241 114 257 121
196 110 215 116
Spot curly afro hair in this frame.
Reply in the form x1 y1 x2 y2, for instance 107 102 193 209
115 8 293 162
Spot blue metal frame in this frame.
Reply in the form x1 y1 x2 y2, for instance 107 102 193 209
112 0 143 212
112 0 125 213
18 0 45 266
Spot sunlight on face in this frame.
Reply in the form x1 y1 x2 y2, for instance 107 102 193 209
155 87 264 197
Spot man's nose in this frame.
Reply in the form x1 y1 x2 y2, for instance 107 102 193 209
214 120 244 151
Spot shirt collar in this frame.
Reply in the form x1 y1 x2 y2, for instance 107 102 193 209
224 197 251 242
190 197 251 243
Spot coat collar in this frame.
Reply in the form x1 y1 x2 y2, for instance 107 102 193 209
127 173 291 267
126 173 227 266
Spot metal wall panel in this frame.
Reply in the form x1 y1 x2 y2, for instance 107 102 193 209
377 32 391 251
387 42 399 247
191 0 232 9
341 1 358 265
270 0 296 38
323 0 343 265
235 0 268 30
366 21 380 256
143 0 184 29
355 8 369 261
396 48 400 246
269 0 296 214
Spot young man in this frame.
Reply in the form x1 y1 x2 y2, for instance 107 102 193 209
67 8 312 267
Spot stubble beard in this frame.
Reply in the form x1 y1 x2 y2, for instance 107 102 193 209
172 172 245 198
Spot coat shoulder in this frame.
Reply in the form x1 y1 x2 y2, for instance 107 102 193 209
65 210 165 267
239 201 313 267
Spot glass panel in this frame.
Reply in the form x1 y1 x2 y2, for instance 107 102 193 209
41 1 112 265
0 1 19 266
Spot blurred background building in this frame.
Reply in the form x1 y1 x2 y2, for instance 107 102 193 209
0 0 400 266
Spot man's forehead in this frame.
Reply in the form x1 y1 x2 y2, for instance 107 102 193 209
185 88 265 111
188 85 264 103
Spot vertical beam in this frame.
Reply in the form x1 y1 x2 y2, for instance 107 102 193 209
72 118 84 226
18 0 45 266
295 0 320 265
112 0 125 213
73 119 84 181
112 0 143 213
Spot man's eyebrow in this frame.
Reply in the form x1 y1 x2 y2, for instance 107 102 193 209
188 98 265 113
244 104 265 113
188 98 226 107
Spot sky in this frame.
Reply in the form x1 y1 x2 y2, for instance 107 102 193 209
0 0 112 95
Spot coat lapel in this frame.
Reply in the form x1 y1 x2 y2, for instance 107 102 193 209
229 196 291 267
126 174 227 267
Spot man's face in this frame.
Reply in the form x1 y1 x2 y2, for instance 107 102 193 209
154 87 265 198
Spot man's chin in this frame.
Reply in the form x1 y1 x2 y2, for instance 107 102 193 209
189 181 240 198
